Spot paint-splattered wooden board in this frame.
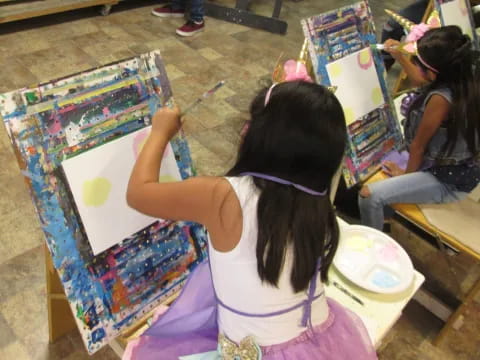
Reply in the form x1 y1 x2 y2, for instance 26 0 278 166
302 1 403 187
0 50 208 354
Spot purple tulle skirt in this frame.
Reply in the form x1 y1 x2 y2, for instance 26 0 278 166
124 261 377 360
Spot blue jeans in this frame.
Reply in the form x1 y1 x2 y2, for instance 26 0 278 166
358 171 466 230
172 0 204 22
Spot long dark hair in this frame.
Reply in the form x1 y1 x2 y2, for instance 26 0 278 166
227 81 347 292
415 25 480 156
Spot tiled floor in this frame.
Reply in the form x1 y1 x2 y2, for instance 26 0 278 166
0 0 479 359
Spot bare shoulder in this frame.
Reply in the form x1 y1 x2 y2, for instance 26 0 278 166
207 177 243 252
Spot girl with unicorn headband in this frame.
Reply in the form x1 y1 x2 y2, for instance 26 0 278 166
359 10 480 230
124 48 377 358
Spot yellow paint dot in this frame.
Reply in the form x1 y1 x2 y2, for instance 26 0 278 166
82 177 112 207
159 175 178 183
343 108 356 125
371 87 383 106
345 236 373 251
329 62 342 78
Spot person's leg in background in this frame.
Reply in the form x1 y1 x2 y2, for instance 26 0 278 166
381 0 429 71
358 171 464 230
176 0 205 36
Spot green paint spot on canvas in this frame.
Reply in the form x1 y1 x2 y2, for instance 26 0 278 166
82 177 112 207
371 87 383 106
329 62 342 78
344 108 355 125
159 175 178 183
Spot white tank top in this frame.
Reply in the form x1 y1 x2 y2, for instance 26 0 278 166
208 176 329 346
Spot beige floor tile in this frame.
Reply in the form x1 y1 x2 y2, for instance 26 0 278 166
0 245 44 305
1 286 48 341
197 47 224 61
185 136 226 176
0 341 32 360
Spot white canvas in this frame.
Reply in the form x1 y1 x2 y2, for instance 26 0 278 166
62 126 182 255
441 0 474 39
326 48 385 125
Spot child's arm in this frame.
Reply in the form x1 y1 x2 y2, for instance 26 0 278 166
126 107 234 246
405 94 450 173
383 39 428 87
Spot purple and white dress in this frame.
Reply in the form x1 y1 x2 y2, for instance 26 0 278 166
124 176 377 359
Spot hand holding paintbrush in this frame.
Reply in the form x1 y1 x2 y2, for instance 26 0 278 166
151 80 226 139
371 39 403 60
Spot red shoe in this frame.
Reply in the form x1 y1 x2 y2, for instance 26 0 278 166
176 20 205 37
151 5 185 17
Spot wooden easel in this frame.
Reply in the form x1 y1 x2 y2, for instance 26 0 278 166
45 244 78 343
45 244 179 355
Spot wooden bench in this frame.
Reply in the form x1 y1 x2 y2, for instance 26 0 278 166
367 171 480 345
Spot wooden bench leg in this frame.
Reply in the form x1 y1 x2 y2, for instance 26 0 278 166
433 275 480 345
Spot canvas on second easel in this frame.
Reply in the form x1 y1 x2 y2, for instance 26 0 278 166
437 0 478 43
302 1 403 188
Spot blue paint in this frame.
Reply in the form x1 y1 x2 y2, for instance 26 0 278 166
371 269 400 288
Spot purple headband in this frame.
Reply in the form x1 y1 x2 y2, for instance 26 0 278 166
415 42 439 74
241 172 327 196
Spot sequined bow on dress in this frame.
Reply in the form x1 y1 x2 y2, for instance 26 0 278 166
218 334 262 360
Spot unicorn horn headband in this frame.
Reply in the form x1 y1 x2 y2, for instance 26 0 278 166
384 9 441 73
384 9 441 34
385 9 415 32
270 39 337 97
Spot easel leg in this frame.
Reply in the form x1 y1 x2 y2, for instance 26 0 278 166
433 274 480 345
45 244 77 343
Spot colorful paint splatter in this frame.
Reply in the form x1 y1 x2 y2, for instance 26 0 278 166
0 51 208 354
301 1 403 187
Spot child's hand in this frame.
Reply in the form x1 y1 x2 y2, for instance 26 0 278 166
382 161 405 177
151 105 181 140
383 39 402 60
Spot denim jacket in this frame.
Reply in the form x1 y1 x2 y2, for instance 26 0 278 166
403 88 480 192
404 88 475 165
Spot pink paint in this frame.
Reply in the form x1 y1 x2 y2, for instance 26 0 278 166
132 129 150 159
102 107 111 117
377 242 399 262
357 49 373 70
132 128 170 159
47 115 62 135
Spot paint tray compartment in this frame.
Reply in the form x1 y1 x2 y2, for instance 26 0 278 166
333 225 414 294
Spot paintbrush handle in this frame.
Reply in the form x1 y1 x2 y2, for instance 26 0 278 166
371 44 398 51
179 80 226 118
333 281 364 306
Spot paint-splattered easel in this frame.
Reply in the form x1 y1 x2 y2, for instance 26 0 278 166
45 244 180 357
